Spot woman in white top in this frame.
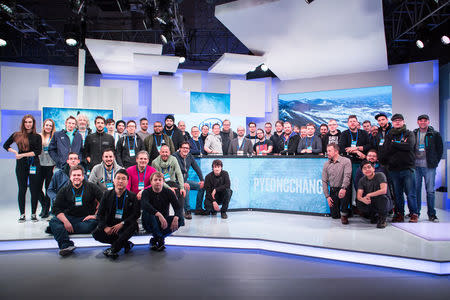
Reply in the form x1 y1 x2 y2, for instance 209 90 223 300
38 118 56 218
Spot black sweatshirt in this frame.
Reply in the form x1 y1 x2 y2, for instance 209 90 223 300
204 170 231 201
3 132 42 164
52 180 103 217
379 125 416 171
96 189 140 229
141 187 182 218
84 131 116 170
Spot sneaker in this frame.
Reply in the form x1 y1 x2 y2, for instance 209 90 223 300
155 239 166 252
341 216 349 225
377 217 387 229
221 212 228 219
184 211 192 220
103 248 119 259
124 241 134 254
149 238 158 251
18 214 26 223
41 212 50 219
31 214 38 222
409 214 419 223
59 245 76 256
428 216 439 223
195 210 208 215
392 214 404 223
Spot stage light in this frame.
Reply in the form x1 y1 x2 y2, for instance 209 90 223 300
179 56 185 63
305 0 315 4
160 34 168 44
416 40 424 49
261 64 268 71
0 38 6 47
156 17 166 25
66 38 78 46
441 35 450 45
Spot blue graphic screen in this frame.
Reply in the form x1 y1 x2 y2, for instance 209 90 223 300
190 92 230 114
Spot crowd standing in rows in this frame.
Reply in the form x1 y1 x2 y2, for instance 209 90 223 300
3 111 443 258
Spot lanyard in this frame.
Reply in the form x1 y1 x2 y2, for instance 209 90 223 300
306 136 313 147
164 128 173 138
137 165 147 183
349 130 358 143
104 167 114 182
238 138 246 150
127 136 137 150
115 190 127 210
395 132 404 142
154 135 162 146
282 132 294 144
191 139 200 151
163 166 170 174
418 131 427 146
72 186 84 198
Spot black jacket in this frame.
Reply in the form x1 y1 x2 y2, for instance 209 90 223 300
96 189 140 229
322 130 341 154
141 187 182 218
204 170 231 201
52 180 103 217
84 131 116 170
220 130 237 155
270 132 283 154
379 125 416 171
375 123 393 150
277 133 300 155
116 134 145 168
173 151 204 181
413 126 443 169
338 129 372 160
163 125 184 151
3 132 42 165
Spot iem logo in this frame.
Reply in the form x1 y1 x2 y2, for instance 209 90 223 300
199 118 223 129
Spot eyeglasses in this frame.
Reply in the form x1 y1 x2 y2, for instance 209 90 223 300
154 125 163 127
181 147 190 150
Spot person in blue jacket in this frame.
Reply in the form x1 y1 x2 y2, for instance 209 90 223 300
48 116 83 169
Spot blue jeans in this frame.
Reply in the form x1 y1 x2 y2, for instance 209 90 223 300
185 180 205 212
142 211 178 239
415 167 437 217
49 215 98 249
390 169 418 215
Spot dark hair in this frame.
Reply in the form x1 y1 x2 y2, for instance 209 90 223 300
115 169 129 180
126 120 136 126
116 120 126 129
320 123 328 128
106 118 115 125
180 141 190 148
14 114 37 151
248 122 256 127
363 120 371 125
212 123 221 129
139 117 148 123
95 116 106 123
150 171 164 181
212 159 223 168
102 148 115 156
360 160 374 169
367 149 378 156
201 124 209 129
66 115 77 123
275 120 284 127
265 122 272 126
69 165 84 177
256 128 264 135
327 143 339 151
67 152 79 160
348 115 358 121
306 123 315 128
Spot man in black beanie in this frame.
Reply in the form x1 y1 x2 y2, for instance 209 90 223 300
163 115 184 151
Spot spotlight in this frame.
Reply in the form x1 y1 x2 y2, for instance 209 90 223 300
66 38 78 46
305 0 315 4
0 3 13 14
179 56 185 63
261 64 268 72
156 17 166 25
416 40 424 49
441 35 450 45
0 38 6 47
160 34 167 44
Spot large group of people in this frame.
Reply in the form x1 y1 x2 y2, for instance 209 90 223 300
2 111 443 257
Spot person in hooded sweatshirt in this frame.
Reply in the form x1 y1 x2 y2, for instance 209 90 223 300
162 115 184 151
89 149 123 193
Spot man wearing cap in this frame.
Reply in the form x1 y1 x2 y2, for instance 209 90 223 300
163 115 184 151
413 114 443 222
379 113 418 222
375 113 392 150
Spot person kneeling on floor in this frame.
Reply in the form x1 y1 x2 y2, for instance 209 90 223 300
356 160 389 229
92 169 140 259
141 172 183 251
204 159 232 219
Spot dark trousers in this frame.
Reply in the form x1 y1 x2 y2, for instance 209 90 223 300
38 165 54 214
204 189 232 213
15 159 41 215
49 216 98 249
356 196 388 219
92 222 138 252
142 211 178 239
166 181 185 223
329 187 350 219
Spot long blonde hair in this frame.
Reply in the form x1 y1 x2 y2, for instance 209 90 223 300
41 118 56 142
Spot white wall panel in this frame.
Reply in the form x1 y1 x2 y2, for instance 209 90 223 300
0 66 49 110
82 86 123 120
152 75 189 114
38 87 64 111
182 72 202 92
230 80 266 117
51 84 78 108
100 79 139 117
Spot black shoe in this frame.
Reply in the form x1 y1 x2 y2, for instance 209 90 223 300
370 216 378 224
59 245 76 256
45 226 52 234
184 211 192 220
155 239 166 252
211 211 217 216
41 212 50 219
377 217 387 229
18 214 26 223
103 248 119 259
124 241 134 254
39 211 44 218
149 238 158 251
221 212 228 219
31 214 38 222
428 216 439 223
195 210 208 215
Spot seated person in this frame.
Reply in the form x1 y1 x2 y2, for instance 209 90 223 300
253 128 273 155
89 149 123 192
297 123 322 154
204 159 232 219
356 161 389 229
49 165 103 256
141 172 182 251
126 151 156 200
228 126 253 155
188 126 206 156
92 169 140 259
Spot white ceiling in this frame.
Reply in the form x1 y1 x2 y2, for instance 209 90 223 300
85 38 180 76
208 53 265 75
215 0 388 80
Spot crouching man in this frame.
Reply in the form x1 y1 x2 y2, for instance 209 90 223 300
92 169 140 259
204 159 232 219
356 161 389 229
49 165 103 256
141 172 183 251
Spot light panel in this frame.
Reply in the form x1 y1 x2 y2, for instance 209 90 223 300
209 53 265 75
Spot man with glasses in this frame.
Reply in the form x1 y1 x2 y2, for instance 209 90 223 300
144 121 175 163
188 126 206 156
116 120 145 168
220 119 237 155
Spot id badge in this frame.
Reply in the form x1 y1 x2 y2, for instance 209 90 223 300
115 208 123 219
106 182 114 190
379 138 384 146
86 170 91 176
157 145 162 152
284 144 288 151
43 146 49 152
138 182 145 190
418 144 425 152
29 166 36 175
237 150 244 156
307 146 312 150
164 173 170 182
351 141 357 147
129 149 135 157
75 196 82 206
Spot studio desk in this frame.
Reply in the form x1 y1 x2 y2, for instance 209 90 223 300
186 155 330 215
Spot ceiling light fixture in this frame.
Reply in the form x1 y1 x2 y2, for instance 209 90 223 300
441 35 450 45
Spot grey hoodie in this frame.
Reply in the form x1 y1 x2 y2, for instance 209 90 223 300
88 160 124 192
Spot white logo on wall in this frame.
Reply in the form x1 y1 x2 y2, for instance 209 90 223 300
199 118 223 129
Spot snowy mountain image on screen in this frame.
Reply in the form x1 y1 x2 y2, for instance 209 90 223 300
278 86 392 131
